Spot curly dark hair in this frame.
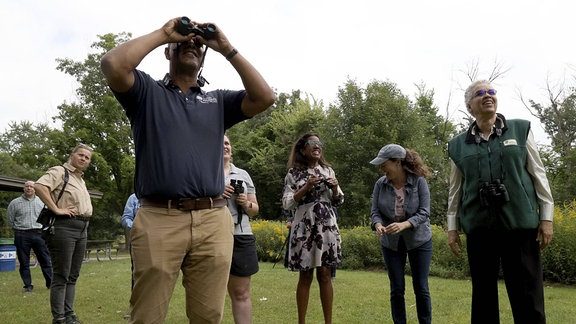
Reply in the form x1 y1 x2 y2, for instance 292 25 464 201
398 148 431 178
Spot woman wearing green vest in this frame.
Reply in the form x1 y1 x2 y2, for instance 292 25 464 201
446 80 554 324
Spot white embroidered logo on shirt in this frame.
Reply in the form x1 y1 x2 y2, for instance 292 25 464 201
196 95 218 104
503 139 517 146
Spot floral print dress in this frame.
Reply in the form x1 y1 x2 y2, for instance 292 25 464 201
283 165 344 271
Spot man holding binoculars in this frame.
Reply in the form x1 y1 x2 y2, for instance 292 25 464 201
101 16 275 324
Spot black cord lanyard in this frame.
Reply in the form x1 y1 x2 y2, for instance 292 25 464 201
197 48 209 87
475 126 506 183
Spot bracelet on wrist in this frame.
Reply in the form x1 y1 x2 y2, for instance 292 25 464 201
225 48 238 60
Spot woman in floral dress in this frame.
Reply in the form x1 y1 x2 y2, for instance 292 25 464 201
282 133 344 324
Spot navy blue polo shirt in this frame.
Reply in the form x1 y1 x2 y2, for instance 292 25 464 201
112 70 247 199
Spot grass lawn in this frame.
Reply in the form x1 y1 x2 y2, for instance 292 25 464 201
0 253 574 323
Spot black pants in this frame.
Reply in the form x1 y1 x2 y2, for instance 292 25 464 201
46 218 88 320
14 229 52 289
466 229 545 324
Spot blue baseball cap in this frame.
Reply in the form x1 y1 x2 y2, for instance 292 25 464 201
369 144 406 165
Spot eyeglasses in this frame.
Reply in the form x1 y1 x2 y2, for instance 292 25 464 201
474 89 497 97
305 140 323 147
175 41 204 50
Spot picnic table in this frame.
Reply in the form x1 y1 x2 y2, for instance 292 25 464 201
84 240 117 262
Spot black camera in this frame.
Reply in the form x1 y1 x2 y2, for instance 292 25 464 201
175 16 216 40
314 175 333 190
479 179 510 207
230 179 244 194
321 178 334 189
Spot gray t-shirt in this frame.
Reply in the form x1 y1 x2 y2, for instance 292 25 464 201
226 163 256 235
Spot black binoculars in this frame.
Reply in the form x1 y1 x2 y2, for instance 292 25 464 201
175 16 216 40
479 179 510 207
230 179 244 194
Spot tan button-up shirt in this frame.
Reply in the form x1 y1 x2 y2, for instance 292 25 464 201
36 162 93 217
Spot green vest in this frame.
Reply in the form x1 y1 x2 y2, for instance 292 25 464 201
448 117 540 233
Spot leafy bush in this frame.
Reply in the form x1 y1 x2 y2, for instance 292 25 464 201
429 225 469 279
340 226 383 270
251 220 288 263
252 207 576 285
541 203 576 284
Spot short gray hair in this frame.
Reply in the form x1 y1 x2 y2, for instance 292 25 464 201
464 80 491 112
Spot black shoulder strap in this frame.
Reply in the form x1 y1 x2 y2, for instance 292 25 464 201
55 166 70 203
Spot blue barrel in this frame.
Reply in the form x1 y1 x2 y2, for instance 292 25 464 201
0 238 16 272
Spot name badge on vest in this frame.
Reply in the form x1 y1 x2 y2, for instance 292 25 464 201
502 139 517 146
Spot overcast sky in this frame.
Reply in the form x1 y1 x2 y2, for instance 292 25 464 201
2 0 574 144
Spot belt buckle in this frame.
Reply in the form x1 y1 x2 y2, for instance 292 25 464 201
177 197 216 210
175 199 185 210
177 198 195 210
193 197 213 209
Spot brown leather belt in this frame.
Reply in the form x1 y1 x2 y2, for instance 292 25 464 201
140 197 227 211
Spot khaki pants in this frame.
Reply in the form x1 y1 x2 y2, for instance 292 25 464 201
128 205 233 324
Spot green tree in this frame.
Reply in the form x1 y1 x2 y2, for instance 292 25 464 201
0 121 72 236
319 79 456 227
412 83 458 225
0 121 66 176
0 33 136 240
522 82 576 203
53 32 135 238
1 34 457 233
320 79 415 227
227 91 326 220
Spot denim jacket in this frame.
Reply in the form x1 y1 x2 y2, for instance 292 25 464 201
370 172 432 251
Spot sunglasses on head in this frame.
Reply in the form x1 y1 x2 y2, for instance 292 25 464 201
475 89 497 97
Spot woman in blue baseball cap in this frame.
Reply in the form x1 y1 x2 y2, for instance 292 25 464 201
370 144 433 324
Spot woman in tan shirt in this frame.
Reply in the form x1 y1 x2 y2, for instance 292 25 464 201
35 144 93 324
